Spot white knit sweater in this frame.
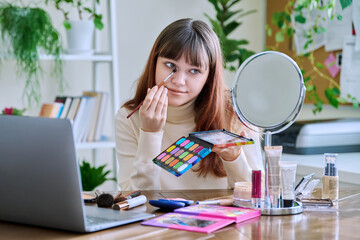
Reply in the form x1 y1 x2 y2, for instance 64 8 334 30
115 100 264 190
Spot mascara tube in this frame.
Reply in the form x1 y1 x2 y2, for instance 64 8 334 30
113 195 147 210
252 170 262 208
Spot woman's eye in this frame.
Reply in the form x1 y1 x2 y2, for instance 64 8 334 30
165 62 175 68
190 69 200 74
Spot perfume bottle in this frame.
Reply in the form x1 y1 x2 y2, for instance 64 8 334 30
322 153 339 201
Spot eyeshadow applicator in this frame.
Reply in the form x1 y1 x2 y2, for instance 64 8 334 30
126 68 178 118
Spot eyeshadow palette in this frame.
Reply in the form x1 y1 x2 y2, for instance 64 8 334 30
153 129 254 177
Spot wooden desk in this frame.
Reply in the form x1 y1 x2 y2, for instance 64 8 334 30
1 189 360 239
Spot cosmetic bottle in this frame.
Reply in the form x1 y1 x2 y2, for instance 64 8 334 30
322 153 339 201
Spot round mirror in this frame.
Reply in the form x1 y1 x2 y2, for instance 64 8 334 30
231 51 306 135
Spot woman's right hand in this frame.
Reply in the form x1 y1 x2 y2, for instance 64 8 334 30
139 86 168 132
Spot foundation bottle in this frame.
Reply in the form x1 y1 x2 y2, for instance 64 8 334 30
322 153 339 201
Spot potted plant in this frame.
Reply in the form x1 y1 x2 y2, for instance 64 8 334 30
79 160 115 191
46 0 104 54
0 2 63 108
205 0 257 72
1 107 26 116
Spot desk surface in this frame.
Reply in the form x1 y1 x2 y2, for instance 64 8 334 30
1 189 360 239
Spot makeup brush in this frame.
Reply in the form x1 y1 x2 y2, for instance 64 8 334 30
114 190 141 203
126 68 177 118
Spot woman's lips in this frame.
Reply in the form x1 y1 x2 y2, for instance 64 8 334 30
167 88 187 94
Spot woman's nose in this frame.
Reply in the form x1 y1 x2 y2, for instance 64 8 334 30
171 71 186 85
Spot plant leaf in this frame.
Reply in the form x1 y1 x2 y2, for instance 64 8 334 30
339 0 352 10
316 62 324 69
94 16 104 30
275 31 285 42
295 14 306 24
325 87 339 108
223 21 240 35
63 21 71 29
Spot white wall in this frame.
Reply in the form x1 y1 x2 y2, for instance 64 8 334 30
0 0 266 112
1 0 358 120
1 0 358 191
116 0 266 105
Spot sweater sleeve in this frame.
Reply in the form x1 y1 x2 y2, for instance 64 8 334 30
221 130 265 189
115 108 163 190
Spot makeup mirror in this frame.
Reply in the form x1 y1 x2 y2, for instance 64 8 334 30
231 51 305 135
231 51 306 215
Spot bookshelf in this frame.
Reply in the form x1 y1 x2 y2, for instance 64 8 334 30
0 1 119 190
47 0 119 190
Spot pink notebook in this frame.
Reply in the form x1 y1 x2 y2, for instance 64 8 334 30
141 205 260 233
174 204 261 223
141 212 234 234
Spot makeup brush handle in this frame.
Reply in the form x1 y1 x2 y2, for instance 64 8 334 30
127 68 176 118
126 100 144 118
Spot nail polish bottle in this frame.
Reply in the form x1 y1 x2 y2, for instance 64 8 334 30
322 153 339 201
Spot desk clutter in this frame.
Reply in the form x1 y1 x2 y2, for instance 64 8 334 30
82 176 337 235
38 91 108 142
84 190 261 234
83 190 144 210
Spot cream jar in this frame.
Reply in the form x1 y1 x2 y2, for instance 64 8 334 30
233 182 252 207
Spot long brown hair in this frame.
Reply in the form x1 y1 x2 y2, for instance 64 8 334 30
123 18 237 178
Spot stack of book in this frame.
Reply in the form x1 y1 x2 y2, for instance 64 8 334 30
39 91 108 143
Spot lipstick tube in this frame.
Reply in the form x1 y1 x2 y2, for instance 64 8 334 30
113 195 147 210
252 170 262 208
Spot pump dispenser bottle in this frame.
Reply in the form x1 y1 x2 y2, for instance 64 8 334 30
322 153 339 201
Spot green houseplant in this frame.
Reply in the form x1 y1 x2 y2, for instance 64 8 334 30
266 0 358 114
0 2 63 107
46 0 104 30
79 160 116 191
205 0 256 72
46 0 104 53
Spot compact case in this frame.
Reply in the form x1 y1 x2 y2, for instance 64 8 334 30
153 129 254 177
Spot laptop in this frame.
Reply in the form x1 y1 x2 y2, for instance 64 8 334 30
0 115 154 232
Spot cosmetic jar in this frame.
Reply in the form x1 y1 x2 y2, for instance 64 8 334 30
233 182 252 207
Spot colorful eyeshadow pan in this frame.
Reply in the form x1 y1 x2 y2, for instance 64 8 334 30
167 145 176 152
153 136 212 177
161 155 170 162
171 147 180 154
184 142 194 149
165 157 175 164
189 144 198 151
179 152 188 159
169 159 179 167
184 154 193 161
153 129 254 177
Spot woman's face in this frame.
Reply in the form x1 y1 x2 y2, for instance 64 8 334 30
155 54 209 107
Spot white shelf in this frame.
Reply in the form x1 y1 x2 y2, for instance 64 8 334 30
76 140 116 149
39 52 113 62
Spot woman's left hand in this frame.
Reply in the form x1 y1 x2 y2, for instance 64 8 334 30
212 130 248 162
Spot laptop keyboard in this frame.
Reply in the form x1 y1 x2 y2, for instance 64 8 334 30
85 216 121 226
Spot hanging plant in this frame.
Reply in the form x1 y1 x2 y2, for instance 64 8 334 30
266 0 358 114
0 3 64 107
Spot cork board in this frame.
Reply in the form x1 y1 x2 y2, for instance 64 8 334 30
265 0 343 105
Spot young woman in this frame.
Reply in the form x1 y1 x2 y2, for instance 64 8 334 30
115 18 264 190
